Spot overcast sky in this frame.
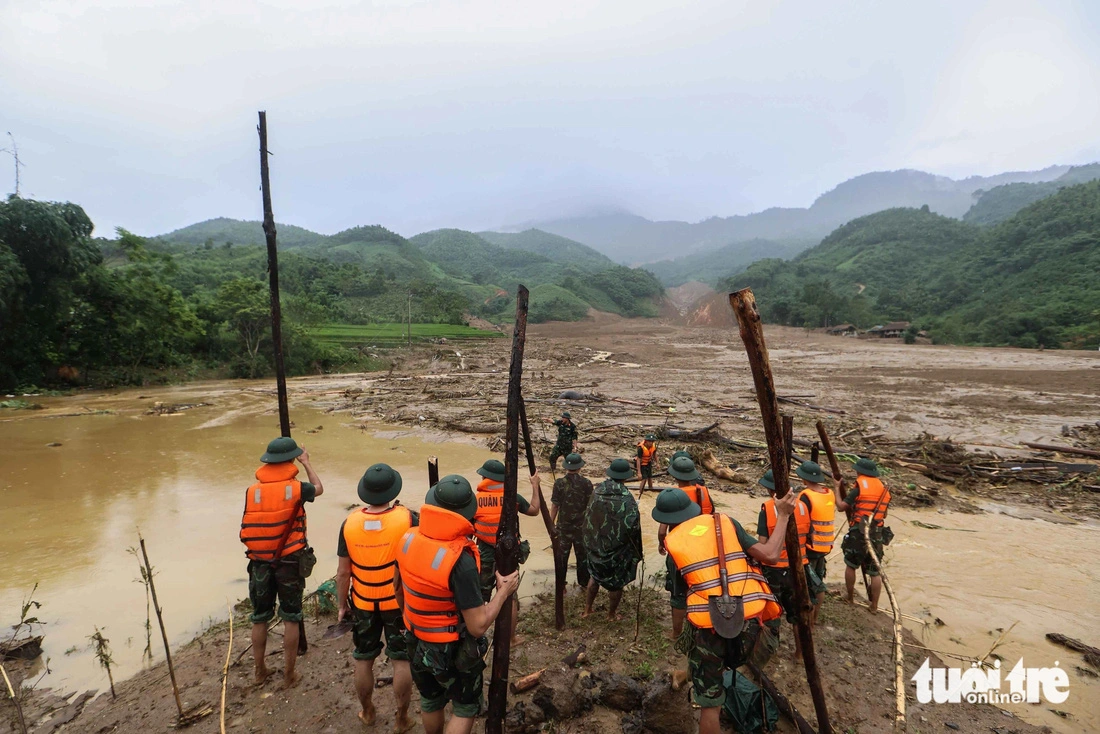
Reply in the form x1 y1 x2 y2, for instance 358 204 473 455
2 0 1099 238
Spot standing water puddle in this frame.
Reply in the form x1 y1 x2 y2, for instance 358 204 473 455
2 384 1098 733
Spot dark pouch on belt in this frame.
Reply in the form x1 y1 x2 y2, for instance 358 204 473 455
454 634 488 673
299 546 318 578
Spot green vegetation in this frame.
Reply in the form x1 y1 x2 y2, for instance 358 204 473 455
963 163 1100 226
158 217 327 249
478 228 614 270
310 322 502 348
726 181 1100 348
645 237 812 287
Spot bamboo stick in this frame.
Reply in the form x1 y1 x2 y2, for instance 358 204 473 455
139 535 185 722
862 520 904 731
486 285 530 734
1 663 27 734
730 288 832 734
220 601 234 734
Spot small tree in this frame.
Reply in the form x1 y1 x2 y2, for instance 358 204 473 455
88 627 116 698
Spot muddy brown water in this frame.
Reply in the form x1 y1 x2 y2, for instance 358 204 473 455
2 383 1098 734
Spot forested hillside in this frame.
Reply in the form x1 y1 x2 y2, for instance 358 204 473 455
726 182 1100 348
962 163 1100 226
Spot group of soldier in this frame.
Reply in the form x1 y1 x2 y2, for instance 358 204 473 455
238 411 892 734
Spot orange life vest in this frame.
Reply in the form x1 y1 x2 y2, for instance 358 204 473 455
762 498 811 569
801 488 836 553
240 462 306 561
473 478 506 545
665 514 781 630
680 483 715 515
343 505 414 612
853 476 890 525
637 442 657 466
396 505 480 644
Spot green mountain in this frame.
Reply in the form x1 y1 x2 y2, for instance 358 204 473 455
158 217 327 249
477 229 614 271
963 163 1100 226
644 237 813 287
726 181 1100 348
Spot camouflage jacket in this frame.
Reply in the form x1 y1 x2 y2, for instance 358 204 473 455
553 419 578 448
551 473 594 532
583 479 642 563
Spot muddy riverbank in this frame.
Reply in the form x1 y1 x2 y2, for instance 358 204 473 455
3 317 1099 732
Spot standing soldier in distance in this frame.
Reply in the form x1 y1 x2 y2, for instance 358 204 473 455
796 460 836 623
656 455 715 640
549 453 594 589
395 476 519 734
582 458 642 621
471 459 541 646
660 488 795 734
546 412 578 472
635 433 659 493
336 463 415 730
836 457 893 612
239 437 324 688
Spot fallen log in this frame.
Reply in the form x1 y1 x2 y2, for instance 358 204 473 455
510 669 545 693
1023 442 1100 459
777 396 847 415
1046 633 1100 661
662 421 721 440
611 397 647 407
561 644 587 667
696 449 749 484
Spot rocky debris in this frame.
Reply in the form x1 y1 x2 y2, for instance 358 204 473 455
641 674 694 734
594 671 644 711
531 668 593 720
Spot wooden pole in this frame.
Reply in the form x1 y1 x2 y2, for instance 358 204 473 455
427 456 440 487
748 664 817 734
257 111 306 655
257 111 291 439
486 285 530 734
519 399 566 630
219 600 234 734
862 520 905 731
729 288 832 734
139 536 185 722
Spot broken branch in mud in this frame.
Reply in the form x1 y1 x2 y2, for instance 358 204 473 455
777 395 847 415
1022 442 1100 459
219 601 233 734
510 669 544 694
861 520 904 731
561 644 587 667
1 663 28 734
139 535 186 724
1046 633 1100 668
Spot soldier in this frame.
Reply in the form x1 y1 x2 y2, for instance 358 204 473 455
395 476 519 734
582 458 642 621
756 469 825 659
661 487 794 734
336 463 415 729
657 456 715 640
549 453 594 588
239 437 324 688
546 412 578 472
836 457 893 612
471 459 541 645
796 460 835 623
635 433 659 492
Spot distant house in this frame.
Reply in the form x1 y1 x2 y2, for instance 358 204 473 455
880 321 911 338
866 325 885 338
826 323 859 337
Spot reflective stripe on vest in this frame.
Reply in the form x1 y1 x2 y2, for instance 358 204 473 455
396 505 479 644
801 488 835 553
682 484 715 515
762 499 810 568
473 479 504 545
343 505 413 613
853 476 890 525
240 463 306 561
665 514 781 629
638 442 656 466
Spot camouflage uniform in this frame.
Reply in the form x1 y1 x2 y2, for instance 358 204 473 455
582 479 642 591
551 473 595 586
679 619 780 707
549 420 578 470
408 634 487 719
841 521 889 577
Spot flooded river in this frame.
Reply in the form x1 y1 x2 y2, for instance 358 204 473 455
2 381 1097 733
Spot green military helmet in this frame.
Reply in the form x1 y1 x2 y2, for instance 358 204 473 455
651 488 701 526
758 469 776 492
668 455 701 482
644 433 657 441
854 457 880 477
795 460 827 484
606 458 634 481
358 463 402 505
670 450 692 462
260 436 302 464
425 475 477 520
562 411 571 419
476 459 507 483
563 453 585 471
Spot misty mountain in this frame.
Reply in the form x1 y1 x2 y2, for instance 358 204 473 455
962 163 1100 226
158 217 327 249
477 229 614 271
514 166 1071 265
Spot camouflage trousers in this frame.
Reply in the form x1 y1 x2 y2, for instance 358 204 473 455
677 619 779 708
409 634 487 719
247 555 305 623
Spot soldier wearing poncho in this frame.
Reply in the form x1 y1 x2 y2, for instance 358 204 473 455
582 458 642 621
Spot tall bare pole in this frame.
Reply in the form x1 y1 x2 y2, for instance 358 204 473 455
257 111 291 438
1 132 25 196
519 398 566 630
139 536 185 722
729 288 832 734
486 285 530 734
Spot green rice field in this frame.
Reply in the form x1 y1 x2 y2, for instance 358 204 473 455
310 322 504 348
